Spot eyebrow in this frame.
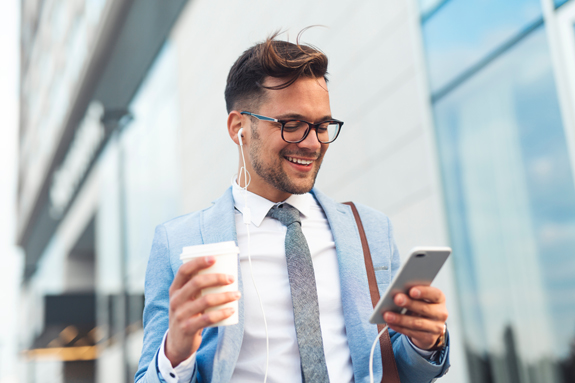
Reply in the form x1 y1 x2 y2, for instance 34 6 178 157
275 113 334 122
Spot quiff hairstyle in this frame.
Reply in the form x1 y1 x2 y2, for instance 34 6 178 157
225 29 329 113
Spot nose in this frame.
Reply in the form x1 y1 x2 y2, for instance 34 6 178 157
297 126 323 151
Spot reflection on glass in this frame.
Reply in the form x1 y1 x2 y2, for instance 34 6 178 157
434 27 575 383
122 41 183 295
419 0 446 16
422 0 541 93
107 40 183 378
555 0 571 8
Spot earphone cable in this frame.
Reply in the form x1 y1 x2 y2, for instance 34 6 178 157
239 142 270 383
369 325 388 383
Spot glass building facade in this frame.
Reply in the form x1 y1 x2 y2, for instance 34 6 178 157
96 41 184 378
17 1 189 381
420 0 575 382
19 38 184 382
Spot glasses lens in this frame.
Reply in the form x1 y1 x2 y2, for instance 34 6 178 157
282 121 341 143
317 122 340 143
282 121 308 142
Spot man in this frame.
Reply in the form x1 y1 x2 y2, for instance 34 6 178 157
136 33 450 383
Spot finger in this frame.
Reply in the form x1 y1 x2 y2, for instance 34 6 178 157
185 307 237 331
386 323 440 350
171 273 235 308
173 291 241 324
171 256 216 292
383 311 444 335
408 286 445 304
393 294 448 321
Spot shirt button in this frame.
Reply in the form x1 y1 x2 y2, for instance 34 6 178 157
170 372 176 378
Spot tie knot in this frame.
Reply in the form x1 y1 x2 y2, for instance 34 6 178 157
267 204 301 226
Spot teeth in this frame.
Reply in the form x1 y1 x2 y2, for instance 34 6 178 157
287 157 313 165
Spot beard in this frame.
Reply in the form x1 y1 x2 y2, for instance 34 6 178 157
249 126 325 195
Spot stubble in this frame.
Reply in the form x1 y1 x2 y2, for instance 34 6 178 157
249 124 325 195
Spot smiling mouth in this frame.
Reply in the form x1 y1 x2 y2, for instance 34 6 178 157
285 156 314 166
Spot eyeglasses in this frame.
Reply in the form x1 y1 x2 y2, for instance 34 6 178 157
241 111 343 144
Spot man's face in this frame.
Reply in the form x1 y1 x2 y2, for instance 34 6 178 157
243 76 332 201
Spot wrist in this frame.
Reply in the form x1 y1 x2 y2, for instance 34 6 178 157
165 333 188 367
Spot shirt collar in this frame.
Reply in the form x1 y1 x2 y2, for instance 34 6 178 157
232 181 313 227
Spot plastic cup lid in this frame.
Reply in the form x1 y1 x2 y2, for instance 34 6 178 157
180 241 239 259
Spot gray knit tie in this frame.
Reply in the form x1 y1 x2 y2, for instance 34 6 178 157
268 204 330 383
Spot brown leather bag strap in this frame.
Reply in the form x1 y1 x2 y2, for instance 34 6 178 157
343 202 401 383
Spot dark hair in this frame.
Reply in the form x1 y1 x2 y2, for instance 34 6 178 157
224 29 329 113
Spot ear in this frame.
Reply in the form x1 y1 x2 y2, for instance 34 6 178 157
228 111 245 146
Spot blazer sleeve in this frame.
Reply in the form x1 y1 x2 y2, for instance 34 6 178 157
135 225 198 383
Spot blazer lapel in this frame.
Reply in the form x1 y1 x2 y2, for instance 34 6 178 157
200 187 245 382
311 189 381 381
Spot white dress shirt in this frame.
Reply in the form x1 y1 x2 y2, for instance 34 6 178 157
157 183 433 382
230 184 354 382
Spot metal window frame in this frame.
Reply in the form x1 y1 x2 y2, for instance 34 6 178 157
542 0 575 196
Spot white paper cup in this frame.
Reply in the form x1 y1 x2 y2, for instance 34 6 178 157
180 241 240 327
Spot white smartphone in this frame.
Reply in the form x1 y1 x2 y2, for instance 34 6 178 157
369 247 451 324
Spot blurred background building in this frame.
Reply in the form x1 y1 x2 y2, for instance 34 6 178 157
14 0 575 382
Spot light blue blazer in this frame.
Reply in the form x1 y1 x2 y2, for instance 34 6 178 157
135 187 450 383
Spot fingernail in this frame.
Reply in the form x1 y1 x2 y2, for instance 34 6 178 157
385 313 396 322
396 295 405 306
234 291 241 299
227 307 235 315
205 256 215 264
227 275 235 283
411 288 421 298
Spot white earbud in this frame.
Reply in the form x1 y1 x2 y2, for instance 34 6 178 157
238 128 244 146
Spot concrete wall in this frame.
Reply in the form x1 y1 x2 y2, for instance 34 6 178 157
170 0 468 381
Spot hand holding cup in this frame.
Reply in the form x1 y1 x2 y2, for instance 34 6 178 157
165 242 240 367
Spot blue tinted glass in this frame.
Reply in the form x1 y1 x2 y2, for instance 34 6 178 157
434 27 575 382
419 0 445 15
422 0 542 93
123 42 182 292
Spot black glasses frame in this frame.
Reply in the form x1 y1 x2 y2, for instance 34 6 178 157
240 111 343 144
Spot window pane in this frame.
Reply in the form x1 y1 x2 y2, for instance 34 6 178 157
419 0 445 15
422 0 542 94
122 41 183 294
555 0 571 8
434 27 575 383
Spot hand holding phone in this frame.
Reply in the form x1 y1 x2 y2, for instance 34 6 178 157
369 247 450 350
369 247 451 325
